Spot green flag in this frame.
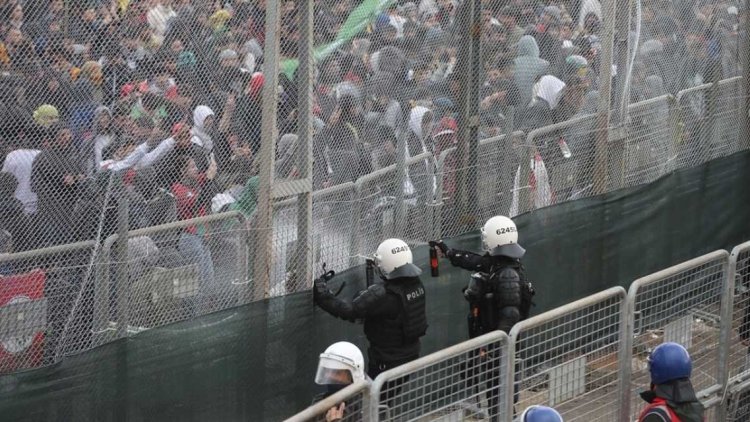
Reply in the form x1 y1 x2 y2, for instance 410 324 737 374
280 0 396 79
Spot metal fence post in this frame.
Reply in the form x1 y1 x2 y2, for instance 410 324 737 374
93 235 115 344
594 0 616 195
394 119 408 240
348 180 363 268
666 94 680 174
255 0 282 298
292 0 315 292
716 252 737 420
619 286 635 422
114 194 129 338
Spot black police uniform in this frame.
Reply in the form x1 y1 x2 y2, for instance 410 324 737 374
313 263 428 380
439 241 532 335
435 240 532 421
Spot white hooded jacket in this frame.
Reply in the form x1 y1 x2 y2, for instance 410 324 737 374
191 105 215 153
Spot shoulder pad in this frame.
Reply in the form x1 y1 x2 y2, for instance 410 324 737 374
387 263 422 280
489 243 525 259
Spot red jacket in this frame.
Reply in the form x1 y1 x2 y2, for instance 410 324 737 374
172 175 207 234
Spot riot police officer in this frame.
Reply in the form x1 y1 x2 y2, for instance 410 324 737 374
431 215 533 421
312 341 368 421
638 342 705 422
313 238 428 380
520 405 564 421
431 215 534 335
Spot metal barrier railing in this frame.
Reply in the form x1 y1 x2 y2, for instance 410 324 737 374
286 243 750 421
93 211 249 342
622 94 675 188
507 287 628 422
283 380 371 422
622 250 733 421
729 241 750 386
0 241 95 372
369 331 510 422
347 152 433 268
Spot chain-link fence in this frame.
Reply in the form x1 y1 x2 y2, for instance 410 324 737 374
624 250 733 419
507 287 627 422
0 0 748 379
95 210 252 340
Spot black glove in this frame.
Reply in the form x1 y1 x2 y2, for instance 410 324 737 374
429 240 449 255
313 278 330 301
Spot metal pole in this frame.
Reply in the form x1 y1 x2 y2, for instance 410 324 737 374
593 0 616 195
255 0 282 298
455 0 482 228
466 0 482 216
394 119 408 239
292 0 314 291
114 191 129 338
612 0 632 126
741 1 750 149
715 258 735 421
702 17 722 158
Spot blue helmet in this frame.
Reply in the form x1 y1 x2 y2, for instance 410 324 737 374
521 405 563 422
648 342 692 385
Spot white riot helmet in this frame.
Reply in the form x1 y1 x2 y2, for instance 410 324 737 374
481 216 526 258
315 341 366 385
373 238 422 280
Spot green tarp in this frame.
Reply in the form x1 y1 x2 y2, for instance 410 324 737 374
2 151 750 421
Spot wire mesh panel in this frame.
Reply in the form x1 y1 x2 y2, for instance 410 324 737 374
277 183 359 297
272 198 298 297
507 287 626 422
284 381 370 422
98 211 253 335
674 83 713 170
726 378 750 422
622 95 675 188
349 153 433 262
714 77 746 159
312 183 357 283
729 242 750 385
525 116 599 208
351 164 399 262
626 250 731 417
0 242 96 373
370 331 510 422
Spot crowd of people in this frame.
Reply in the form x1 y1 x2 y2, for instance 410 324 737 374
0 0 743 256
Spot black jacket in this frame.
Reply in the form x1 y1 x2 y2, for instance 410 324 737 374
446 248 533 333
314 276 427 363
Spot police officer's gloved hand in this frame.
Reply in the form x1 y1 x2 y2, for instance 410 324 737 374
430 240 450 256
313 278 330 300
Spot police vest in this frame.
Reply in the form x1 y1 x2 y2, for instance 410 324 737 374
364 278 427 347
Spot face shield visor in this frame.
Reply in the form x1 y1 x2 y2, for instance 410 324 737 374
315 354 355 385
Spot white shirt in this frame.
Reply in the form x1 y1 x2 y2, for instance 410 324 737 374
105 137 176 172
2 149 40 214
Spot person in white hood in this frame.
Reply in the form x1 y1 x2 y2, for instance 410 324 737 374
532 75 566 110
407 106 434 158
191 105 216 153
